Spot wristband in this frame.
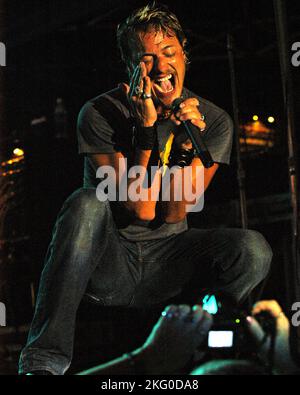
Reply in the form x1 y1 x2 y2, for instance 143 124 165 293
168 147 195 168
134 124 156 150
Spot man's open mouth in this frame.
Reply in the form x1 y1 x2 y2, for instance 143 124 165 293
153 74 175 95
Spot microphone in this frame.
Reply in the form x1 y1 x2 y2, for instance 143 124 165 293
172 98 214 169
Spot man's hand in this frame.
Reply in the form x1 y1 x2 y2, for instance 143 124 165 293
171 97 206 149
121 62 157 127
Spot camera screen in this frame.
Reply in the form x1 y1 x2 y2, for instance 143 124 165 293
208 331 234 348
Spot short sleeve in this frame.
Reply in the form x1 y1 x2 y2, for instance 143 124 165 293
182 89 233 166
204 110 233 165
77 101 118 155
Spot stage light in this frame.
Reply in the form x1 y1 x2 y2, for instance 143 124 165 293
252 115 259 121
13 148 24 157
268 116 275 124
235 319 241 324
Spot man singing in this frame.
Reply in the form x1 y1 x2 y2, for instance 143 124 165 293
19 3 272 375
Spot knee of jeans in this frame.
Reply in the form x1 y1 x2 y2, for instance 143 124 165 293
241 230 273 280
64 188 111 219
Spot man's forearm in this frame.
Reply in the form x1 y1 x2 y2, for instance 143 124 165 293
161 159 219 223
160 158 202 223
122 148 161 221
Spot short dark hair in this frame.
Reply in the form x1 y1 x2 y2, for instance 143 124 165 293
117 2 188 74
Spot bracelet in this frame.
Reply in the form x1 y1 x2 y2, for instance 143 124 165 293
168 147 195 168
134 124 156 150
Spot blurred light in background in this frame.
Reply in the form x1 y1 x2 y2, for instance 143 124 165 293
268 116 275 124
13 148 24 157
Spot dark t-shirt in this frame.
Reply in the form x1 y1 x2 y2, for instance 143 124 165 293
77 86 233 241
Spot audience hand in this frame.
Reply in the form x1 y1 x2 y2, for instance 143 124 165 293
246 300 297 374
140 304 213 374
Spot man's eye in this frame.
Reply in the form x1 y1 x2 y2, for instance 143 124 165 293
165 52 175 58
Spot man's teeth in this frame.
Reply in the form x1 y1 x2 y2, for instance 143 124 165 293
154 74 174 93
155 74 172 83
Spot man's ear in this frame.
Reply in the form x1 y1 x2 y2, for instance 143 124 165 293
183 52 188 64
182 38 190 65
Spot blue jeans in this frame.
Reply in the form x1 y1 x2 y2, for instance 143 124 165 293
19 188 272 375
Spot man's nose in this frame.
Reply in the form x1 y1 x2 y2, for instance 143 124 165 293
153 55 169 74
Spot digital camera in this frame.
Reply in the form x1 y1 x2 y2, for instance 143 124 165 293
201 294 255 359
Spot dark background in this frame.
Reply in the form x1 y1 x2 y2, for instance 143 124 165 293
5 0 300 204
1 0 300 373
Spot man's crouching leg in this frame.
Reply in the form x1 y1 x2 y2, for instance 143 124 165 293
215 229 273 304
19 188 116 375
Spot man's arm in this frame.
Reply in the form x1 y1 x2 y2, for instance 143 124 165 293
89 149 160 221
89 62 162 221
161 160 219 224
161 97 219 223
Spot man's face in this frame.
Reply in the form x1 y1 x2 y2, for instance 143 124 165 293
130 29 186 109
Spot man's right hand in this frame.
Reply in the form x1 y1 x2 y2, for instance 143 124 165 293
120 62 157 127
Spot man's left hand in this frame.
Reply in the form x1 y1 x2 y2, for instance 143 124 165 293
171 98 206 149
